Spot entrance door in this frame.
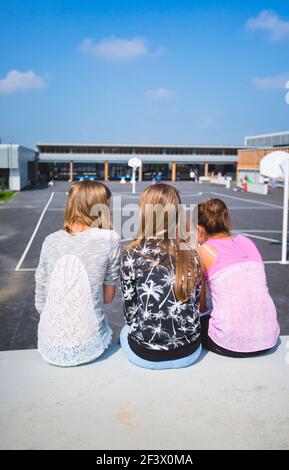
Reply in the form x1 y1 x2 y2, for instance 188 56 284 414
142 163 170 181
177 164 203 180
108 163 131 181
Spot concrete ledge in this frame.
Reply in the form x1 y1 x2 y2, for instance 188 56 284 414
199 176 210 183
247 183 268 195
209 177 231 188
0 338 289 450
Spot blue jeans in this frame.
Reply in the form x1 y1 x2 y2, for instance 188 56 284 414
120 325 202 370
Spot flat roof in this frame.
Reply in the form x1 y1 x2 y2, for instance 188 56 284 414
245 130 289 140
0 144 36 153
35 142 247 149
238 146 289 151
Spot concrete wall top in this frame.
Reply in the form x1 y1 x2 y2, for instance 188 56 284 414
0 338 288 450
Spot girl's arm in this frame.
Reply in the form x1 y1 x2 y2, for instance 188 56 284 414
199 277 207 313
103 237 121 303
197 244 217 272
198 246 215 315
35 240 48 314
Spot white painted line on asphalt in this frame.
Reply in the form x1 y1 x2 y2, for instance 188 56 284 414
210 192 283 209
15 192 55 272
241 232 281 243
185 206 282 211
175 191 203 197
227 206 282 210
110 191 200 197
234 230 288 233
47 208 64 211
16 268 36 271
264 260 289 265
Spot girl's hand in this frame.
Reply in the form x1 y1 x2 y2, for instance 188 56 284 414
103 284 116 304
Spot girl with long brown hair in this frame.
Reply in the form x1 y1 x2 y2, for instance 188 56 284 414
120 183 203 369
36 181 120 366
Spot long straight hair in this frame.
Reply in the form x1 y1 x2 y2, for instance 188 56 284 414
126 183 201 302
64 181 112 234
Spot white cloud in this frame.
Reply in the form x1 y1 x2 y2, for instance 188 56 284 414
246 10 289 41
79 36 149 60
0 70 47 95
252 73 289 90
145 87 174 100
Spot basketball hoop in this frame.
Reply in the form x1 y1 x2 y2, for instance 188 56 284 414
260 151 289 264
128 158 142 194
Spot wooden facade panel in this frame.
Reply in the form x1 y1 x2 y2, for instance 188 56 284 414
238 147 289 169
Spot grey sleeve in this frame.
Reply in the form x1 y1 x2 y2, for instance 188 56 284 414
103 239 121 285
35 240 48 311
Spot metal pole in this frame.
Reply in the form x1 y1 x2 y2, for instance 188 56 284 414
8 144 12 190
132 167 136 194
281 158 289 264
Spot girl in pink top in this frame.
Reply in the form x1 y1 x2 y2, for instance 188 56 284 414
197 198 280 358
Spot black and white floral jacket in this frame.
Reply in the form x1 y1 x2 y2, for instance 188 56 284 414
120 239 202 361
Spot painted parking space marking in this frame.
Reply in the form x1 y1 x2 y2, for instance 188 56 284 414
240 232 282 243
11 187 288 271
210 191 283 209
15 192 55 271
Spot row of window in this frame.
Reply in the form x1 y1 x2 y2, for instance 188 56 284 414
246 135 289 147
38 146 238 156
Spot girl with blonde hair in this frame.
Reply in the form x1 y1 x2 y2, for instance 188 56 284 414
120 183 203 369
35 181 120 366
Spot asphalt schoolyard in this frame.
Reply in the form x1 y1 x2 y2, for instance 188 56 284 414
0 180 288 351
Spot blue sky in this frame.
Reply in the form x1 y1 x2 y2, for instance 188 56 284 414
0 0 289 147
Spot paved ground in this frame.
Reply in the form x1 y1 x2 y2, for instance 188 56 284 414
0 338 288 450
0 180 288 351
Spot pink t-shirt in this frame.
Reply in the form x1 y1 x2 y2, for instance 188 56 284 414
204 235 280 352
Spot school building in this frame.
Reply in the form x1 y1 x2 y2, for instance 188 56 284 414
1 131 289 190
0 145 37 191
34 143 242 183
